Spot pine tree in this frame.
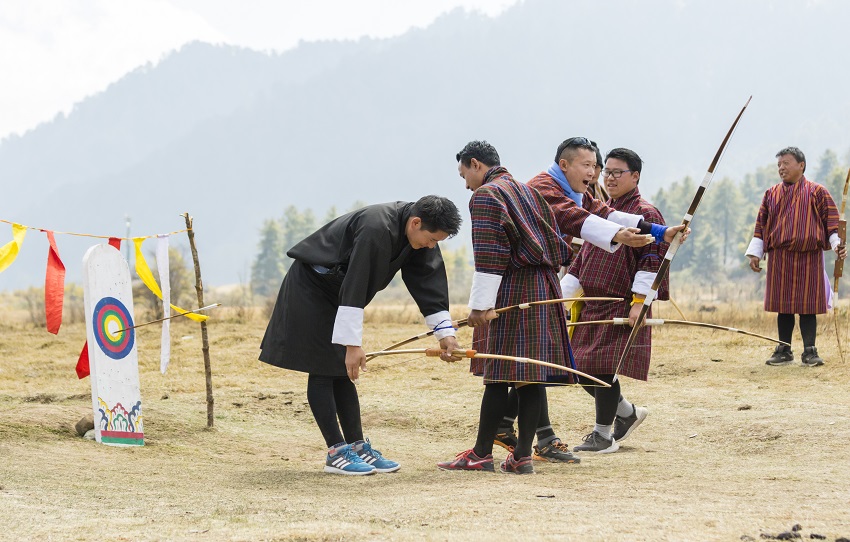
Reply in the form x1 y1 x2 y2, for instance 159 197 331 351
281 206 317 272
251 219 285 297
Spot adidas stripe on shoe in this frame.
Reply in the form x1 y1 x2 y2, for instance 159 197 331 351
324 443 376 475
352 438 400 473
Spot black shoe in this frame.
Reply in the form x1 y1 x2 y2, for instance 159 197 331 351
494 428 518 452
613 406 649 442
573 431 619 454
801 346 824 367
765 345 794 366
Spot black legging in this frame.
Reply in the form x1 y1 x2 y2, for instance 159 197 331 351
778 313 817 347
306 374 363 447
503 386 550 429
474 383 543 459
580 374 622 426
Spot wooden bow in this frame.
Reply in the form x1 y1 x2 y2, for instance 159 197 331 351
365 296 622 361
364 348 611 387
615 96 752 374
566 317 789 346
832 167 849 362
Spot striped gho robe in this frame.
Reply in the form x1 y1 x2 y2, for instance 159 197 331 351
468 166 572 383
527 171 644 262
746 176 840 314
563 187 669 380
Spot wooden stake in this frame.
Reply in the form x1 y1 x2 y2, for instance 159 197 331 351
182 213 215 428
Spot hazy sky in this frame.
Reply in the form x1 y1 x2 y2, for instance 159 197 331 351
0 0 518 140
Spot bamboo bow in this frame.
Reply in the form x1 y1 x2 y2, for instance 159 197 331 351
366 296 622 361
832 168 849 362
615 96 752 374
566 317 789 346
365 348 611 387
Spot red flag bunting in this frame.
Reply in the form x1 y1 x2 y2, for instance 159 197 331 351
44 230 66 335
75 342 89 379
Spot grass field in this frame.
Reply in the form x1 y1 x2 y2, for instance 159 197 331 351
1 301 849 541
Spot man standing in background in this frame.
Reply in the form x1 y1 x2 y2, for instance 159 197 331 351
746 146 846 367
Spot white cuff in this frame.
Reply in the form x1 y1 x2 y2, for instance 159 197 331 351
632 271 656 296
607 210 642 228
332 306 364 346
468 272 502 310
560 273 582 298
425 310 456 339
830 233 840 250
745 237 764 259
580 214 622 253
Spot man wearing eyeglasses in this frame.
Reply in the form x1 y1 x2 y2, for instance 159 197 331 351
561 148 668 453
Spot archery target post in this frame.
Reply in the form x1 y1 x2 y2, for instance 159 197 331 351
82 244 144 447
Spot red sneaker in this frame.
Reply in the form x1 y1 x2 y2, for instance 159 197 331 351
437 449 495 472
500 453 534 474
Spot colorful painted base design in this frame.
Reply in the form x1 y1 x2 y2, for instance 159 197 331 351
92 296 135 360
98 397 144 446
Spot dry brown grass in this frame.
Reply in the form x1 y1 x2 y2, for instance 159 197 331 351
1 301 849 541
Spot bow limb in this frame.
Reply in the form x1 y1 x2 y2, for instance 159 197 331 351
365 296 622 361
615 96 752 374
832 168 849 362
365 348 611 388
567 317 789 346
656 319 790 346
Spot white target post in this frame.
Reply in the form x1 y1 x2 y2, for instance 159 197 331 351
82 244 144 447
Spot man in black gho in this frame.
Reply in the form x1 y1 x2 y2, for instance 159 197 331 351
260 195 463 475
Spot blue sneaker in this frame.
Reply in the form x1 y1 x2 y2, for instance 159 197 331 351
324 443 376 475
353 438 401 473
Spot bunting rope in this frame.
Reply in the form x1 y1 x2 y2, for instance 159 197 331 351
0 217 188 240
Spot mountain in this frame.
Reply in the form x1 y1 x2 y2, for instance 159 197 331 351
3 0 850 291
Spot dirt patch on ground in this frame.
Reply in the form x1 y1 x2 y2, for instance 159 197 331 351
1 314 849 541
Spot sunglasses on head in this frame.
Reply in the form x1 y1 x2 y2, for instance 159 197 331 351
565 137 597 148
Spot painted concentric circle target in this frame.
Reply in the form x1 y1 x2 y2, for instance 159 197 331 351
92 296 135 360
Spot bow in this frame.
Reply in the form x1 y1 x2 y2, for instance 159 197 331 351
366 296 622 361
566 317 789 346
364 348 611 388
615 96 752 374
832 167 850 362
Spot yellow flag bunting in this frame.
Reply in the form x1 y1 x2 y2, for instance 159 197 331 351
0 223 27 273
133 238 208 323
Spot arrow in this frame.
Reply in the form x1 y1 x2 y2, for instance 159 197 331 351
114 303 222 333
366 296 622 361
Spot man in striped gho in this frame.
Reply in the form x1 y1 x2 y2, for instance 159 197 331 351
746 146 847 367
437 140 573 475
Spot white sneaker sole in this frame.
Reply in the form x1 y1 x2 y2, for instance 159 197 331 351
373 465 401 473
597 439 620 454
618 407 649 442
324 465 376 475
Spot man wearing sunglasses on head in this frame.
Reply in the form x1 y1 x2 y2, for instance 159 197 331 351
561 147 668 453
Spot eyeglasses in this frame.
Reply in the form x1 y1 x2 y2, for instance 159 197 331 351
601 169 632 179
